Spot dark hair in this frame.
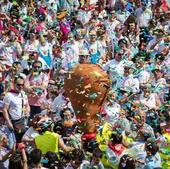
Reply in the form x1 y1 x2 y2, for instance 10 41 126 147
0 83 4 95
60 107 73 119
44 151 64 169
118 38 128 46
69 149 85 162
9 152 23 169
93 148 103 158
118 154 135 169
12 61 21 67
83 140 99 153
30 149 42 165
145 142 159 156
111 133 123 144
155 53 165 61
32 60 42 68
14 75 24 83
0 112 4 117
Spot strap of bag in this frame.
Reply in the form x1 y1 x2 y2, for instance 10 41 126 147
21 92 24 117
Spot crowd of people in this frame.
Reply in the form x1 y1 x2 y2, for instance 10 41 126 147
0 0 170 168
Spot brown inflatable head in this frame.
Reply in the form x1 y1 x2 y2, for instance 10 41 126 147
64 64 110 134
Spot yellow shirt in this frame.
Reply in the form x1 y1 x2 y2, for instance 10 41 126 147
96 122 112 151
35 131 59 154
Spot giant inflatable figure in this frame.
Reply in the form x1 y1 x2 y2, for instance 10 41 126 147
64 64 110 138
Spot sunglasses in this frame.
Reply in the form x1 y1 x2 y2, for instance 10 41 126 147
16 83 24 87
33 66 41 69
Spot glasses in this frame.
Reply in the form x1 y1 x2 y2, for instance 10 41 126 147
16 83 24 87
34 66 41 69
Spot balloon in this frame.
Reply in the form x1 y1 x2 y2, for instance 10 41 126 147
64 64 110 134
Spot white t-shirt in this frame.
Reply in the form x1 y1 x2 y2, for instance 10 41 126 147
103 102 120 123
52 94 73 114
62 42 79 69
3 91 28 120
123 76 140 93
89 0 98 5
140 93 158 109
103 59 125 82
22 127 39 140
77 9 92 25
135 7 152 27
138 70 150 84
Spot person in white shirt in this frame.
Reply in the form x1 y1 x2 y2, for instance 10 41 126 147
117 66 140 94
21 114 48 144
139 85 161 110
37 37 53 70
2 76 30 142
135 3 152 28
134 60 151 86
62 33 80 70
103 90 121 124
87 31 102 64
146 29 165 52
103 49 125 87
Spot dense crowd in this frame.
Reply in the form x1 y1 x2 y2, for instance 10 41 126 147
0 0 170 169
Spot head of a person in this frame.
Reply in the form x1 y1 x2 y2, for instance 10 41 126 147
114 50 123 62
52 43 61 56
60 108 74 121
9 33 17 42
30 149 42 165
152 69 164 79
0 133 8 147
79 49 89 63
92 9 99 19
92 147 103 164
124 66 132 77
89 31 97 42
118 155 135 169
75 30 83 40
110 132 123 144
128 22 136 32
60 107 75 128
118 38 128 50
109 10 116 21
69 149 85 168
68 33 75 43
32 60 42 74
141 0 148 10
30 113 47 129
139 41 147 51
145 141 159 156
29 33 37 41
47 80 58 98
107 90 117 103
29 51 38 60
142 85 151 97
115 24 124 35
133 110 146 127
14 76 25 92
153 29 164 38
97 25 106 37
12 61 22 74
9 152 24 169
44 151 63 169
135 58 144 68
37 117 54 133
90 18 97 26
83 140 99 153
